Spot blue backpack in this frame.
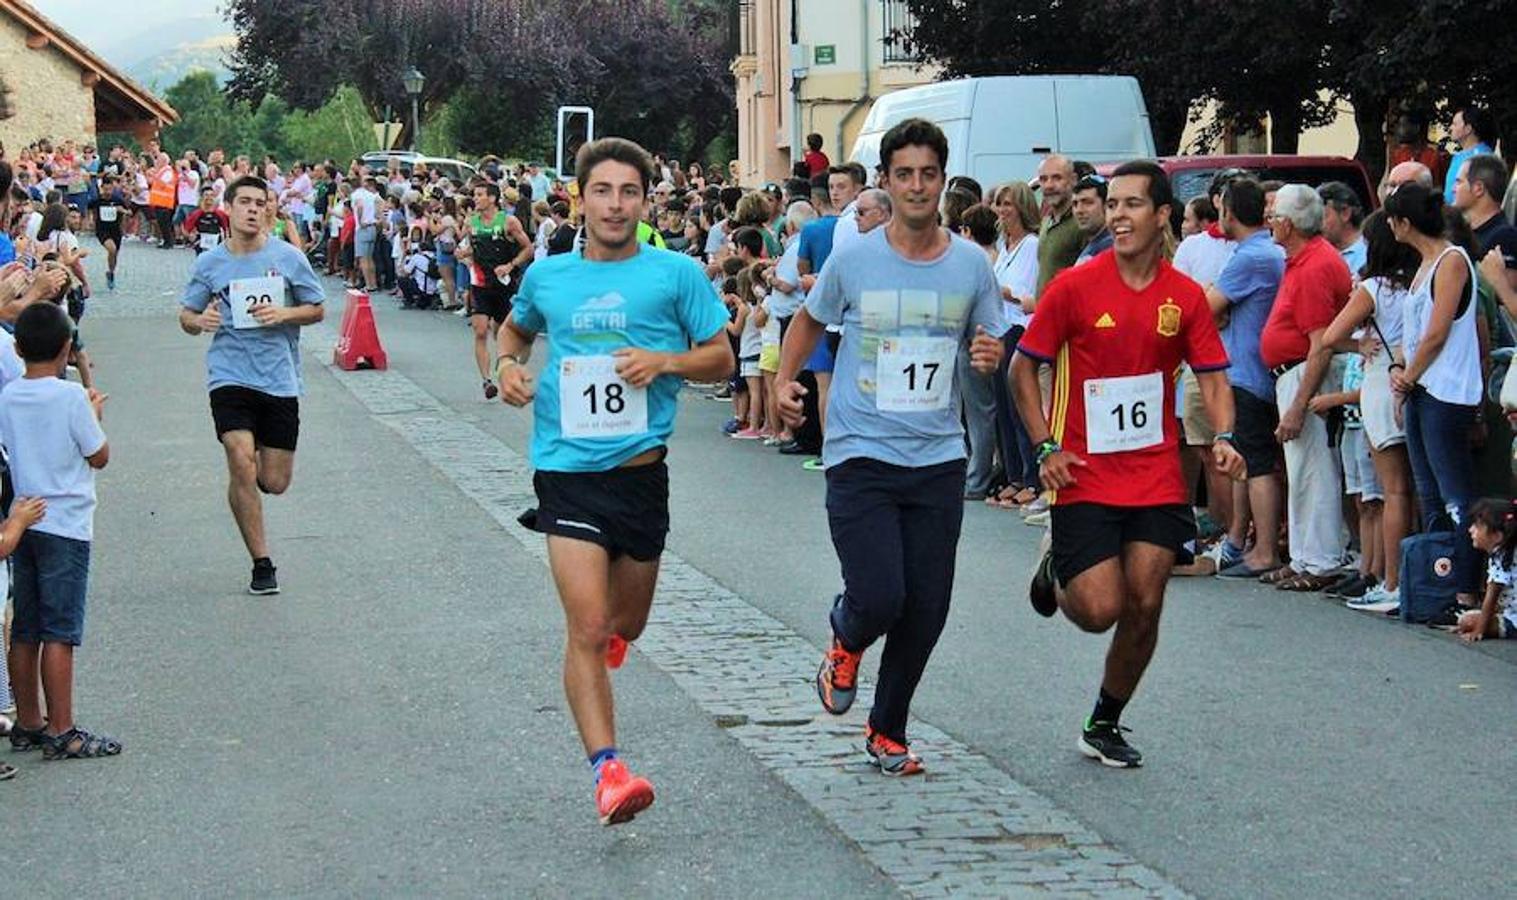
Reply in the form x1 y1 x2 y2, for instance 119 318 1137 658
1398 532 1460 623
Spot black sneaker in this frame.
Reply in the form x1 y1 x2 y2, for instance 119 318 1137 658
249 558 279 595
1079 718 1142 768
1029 544 1058 618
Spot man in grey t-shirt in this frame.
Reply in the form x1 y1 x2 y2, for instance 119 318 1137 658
776 118 1003 776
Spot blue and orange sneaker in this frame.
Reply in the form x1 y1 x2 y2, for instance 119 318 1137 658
816 635 862 715
595 759 655 826
864 725 924 777
605 634 628 670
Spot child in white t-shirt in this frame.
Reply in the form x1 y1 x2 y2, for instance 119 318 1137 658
1460 498 1517 642
0 302 115 761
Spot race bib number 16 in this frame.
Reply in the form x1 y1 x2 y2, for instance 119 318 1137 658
559 355 649 439
1084 371 1164 454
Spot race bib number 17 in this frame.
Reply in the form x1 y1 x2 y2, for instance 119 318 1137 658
875 335 958 412
1084 371 1165 454
228 275 286 329
559 355 649 439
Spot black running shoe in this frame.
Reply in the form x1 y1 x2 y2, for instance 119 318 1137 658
249 558 280 595
1029 545 1058 618
1079 718 1142 768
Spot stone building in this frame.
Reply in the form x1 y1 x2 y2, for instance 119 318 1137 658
0 0 177 151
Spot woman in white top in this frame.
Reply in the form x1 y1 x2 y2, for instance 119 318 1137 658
1386 182 1484 605
988 181 1042 506
1312 211 1420 607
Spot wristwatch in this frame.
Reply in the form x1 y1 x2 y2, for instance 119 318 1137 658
1034 439 1062 466
1213 431 1236 446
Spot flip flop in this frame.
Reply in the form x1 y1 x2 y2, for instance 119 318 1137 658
1216 562 1277 580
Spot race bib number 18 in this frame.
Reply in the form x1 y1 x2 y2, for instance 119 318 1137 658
1084 371 1164 454
559 355 649 439
875 335 957 412
228 275 286 329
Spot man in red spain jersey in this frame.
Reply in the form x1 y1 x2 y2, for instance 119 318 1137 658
1011 160 1245 768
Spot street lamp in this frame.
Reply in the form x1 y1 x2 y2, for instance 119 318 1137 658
402 66 425 151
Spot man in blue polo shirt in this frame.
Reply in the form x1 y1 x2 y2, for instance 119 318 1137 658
1206 178 1286 580
495 137 732 827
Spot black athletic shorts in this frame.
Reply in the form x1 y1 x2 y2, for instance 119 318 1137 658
520 455 671 562
471 284 513 324
96 224 121 245
1232 386 1281 478
210 385 300 451
1049 502 1194 585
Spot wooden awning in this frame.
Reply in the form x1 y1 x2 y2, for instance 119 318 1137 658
2 0 178 134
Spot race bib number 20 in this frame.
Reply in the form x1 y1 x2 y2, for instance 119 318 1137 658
227 275 286 329
558 355 648 439
1084 371 1164 454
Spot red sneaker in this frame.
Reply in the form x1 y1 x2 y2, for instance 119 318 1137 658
816 635 862 715
605 634 628 670
864 725 925 777
595 759 655 826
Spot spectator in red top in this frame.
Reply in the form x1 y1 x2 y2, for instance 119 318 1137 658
1380 111 1446 199
1261 184 1354 590
802 133 830 178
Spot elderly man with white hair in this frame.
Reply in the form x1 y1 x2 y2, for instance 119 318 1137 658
1256 184 1355 590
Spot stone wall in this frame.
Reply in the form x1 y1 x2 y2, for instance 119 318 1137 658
0 12 95 152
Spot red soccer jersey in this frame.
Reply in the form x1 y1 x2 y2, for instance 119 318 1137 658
1018 253 1229 507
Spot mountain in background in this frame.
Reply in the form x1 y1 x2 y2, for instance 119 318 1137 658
93 14 234 92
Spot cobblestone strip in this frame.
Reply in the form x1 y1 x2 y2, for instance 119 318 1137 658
299 324 1190 899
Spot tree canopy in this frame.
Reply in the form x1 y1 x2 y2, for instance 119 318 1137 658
223 0 735 163
896 0 1517 175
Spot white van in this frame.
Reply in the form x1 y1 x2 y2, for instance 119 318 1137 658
849 76 1155 189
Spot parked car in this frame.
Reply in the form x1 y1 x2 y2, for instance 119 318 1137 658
359 151 478 185
849 75 1156 191
1095 154 1378 214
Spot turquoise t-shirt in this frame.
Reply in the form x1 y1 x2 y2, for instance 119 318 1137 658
512 245 729 472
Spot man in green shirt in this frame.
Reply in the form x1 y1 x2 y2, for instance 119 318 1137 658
1035 154 1083 298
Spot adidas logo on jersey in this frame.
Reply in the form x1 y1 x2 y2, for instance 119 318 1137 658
1095 313 1116 328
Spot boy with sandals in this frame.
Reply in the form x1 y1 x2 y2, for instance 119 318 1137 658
2 302 116 762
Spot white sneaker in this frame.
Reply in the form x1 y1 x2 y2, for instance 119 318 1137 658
1024 509 1051 527
1347 584 1399 613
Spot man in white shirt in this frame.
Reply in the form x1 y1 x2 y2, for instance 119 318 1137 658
174 158 202 232
828 162 869 255
349 176 381 291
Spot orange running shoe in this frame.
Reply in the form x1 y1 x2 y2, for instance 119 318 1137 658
864 725 925 777
816 635 863 715
595 759 656 826
605 634 628 670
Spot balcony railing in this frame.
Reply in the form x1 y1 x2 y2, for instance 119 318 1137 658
881 0 921 64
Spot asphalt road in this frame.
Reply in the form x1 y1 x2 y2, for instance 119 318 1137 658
2 239 1512 898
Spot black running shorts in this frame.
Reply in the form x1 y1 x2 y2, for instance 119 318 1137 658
470 284 512 324
520 456 670 561
210 385 300 451
1049 502 1194 586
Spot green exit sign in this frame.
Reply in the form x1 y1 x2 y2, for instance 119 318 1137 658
814 44 836 65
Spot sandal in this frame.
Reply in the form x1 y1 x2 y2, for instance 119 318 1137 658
1258 566 1298 585
0 760 15 781
1276 572 1337 592
42 727 123 761
8 723 48 752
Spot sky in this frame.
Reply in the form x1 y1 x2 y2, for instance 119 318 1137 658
30 0 228 65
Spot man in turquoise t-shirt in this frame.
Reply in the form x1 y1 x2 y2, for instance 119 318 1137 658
495 137 732 827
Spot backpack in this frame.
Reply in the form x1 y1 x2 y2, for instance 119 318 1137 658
1398 532 1461 624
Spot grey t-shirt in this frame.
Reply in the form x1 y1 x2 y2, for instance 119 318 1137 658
180 238 325 397
805 227 1004 468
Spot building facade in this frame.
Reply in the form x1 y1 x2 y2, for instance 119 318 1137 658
732 0 940 187
0 0 177 152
